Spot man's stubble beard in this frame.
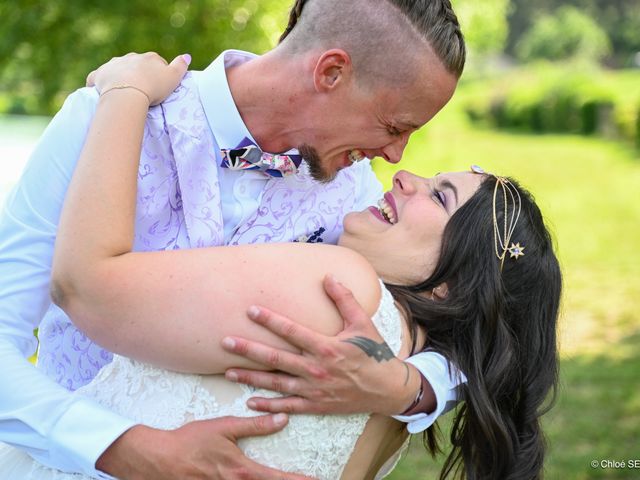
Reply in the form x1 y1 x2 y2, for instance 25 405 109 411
298 144 338 184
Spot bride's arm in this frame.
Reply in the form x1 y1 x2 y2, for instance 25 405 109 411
51 54 381 374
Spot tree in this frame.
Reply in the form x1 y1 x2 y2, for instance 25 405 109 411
515 6 611 62
451 0 511 56
0 0 288 115
506 0 640 65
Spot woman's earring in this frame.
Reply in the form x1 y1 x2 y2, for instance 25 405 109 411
432 285 448 300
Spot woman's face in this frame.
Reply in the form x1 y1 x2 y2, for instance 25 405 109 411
339 170 484 285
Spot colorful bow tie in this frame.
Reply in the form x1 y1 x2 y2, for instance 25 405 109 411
220 137 303 177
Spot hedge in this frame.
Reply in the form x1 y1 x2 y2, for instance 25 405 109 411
464 65 640 148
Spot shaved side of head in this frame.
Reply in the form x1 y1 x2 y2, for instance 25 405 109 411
277 0 466 88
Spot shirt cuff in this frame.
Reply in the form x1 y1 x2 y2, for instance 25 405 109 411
392 352 467 433
48 397 136 478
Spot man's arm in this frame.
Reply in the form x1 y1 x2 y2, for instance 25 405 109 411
0 87 137 477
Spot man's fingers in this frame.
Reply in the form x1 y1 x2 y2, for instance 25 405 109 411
219 415 319 480
323 275 371 330
222 337 323 378
246 306 325 353
225 368 313 395
245 396 323 415
221 413 289 440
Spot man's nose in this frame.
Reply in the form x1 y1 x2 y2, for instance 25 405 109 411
380 134 410 164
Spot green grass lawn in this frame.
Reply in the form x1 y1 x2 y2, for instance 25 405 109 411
380 83 640 479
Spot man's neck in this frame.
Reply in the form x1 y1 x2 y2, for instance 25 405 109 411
226 51 310 153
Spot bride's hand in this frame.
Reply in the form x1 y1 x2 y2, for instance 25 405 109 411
86 52 191 106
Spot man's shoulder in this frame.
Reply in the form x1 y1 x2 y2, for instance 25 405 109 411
158 72 209 126
57 87 100 118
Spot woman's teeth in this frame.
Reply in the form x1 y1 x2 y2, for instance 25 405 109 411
377 198 396 224
348 150 366 163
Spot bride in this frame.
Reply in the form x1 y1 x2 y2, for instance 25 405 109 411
0 55 560 479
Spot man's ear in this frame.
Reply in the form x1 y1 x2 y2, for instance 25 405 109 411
313 49 352 92
431 283 449 301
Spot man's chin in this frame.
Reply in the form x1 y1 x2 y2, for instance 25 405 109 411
298 144 338 183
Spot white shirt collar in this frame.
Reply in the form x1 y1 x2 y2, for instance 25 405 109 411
193 50 259 150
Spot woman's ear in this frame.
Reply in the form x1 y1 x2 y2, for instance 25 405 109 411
312 49 352 92
431 283 449 301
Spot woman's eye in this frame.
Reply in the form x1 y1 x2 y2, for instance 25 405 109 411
435 191 446 206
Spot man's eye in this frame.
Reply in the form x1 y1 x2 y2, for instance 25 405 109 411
387 126 401 136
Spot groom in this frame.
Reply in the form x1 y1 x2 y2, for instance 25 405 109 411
0 0 466 478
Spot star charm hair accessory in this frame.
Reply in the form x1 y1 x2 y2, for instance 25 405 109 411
508 242 525 259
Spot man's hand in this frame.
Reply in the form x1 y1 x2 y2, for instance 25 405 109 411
221 276 422 416
97 414 315 479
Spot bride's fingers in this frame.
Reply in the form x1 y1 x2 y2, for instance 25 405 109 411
246 305 325 353
225 369 308 396
166 53 190 84
86 70 97 87
146 50 169 65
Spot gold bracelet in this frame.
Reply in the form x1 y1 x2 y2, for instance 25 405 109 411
100 84 151 105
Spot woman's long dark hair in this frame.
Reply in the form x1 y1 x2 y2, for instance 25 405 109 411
387 176 561 479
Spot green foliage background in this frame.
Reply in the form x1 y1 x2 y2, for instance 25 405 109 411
0 0 288 114
3 0 639 115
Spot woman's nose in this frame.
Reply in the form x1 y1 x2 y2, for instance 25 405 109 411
392 170 420 195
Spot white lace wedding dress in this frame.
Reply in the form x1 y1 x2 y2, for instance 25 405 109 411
0 283 407 479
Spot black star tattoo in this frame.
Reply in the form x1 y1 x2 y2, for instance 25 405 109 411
343 336 394 362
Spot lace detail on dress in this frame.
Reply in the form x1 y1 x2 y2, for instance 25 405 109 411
11 281 405 480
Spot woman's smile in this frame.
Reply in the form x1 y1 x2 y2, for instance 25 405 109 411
368 192 399 225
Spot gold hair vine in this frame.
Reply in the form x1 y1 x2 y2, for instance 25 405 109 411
470 165 525 269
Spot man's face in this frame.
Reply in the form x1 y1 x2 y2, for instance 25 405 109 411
300 60 458 183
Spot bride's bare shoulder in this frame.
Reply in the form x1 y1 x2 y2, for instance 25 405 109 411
271 242 382 318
